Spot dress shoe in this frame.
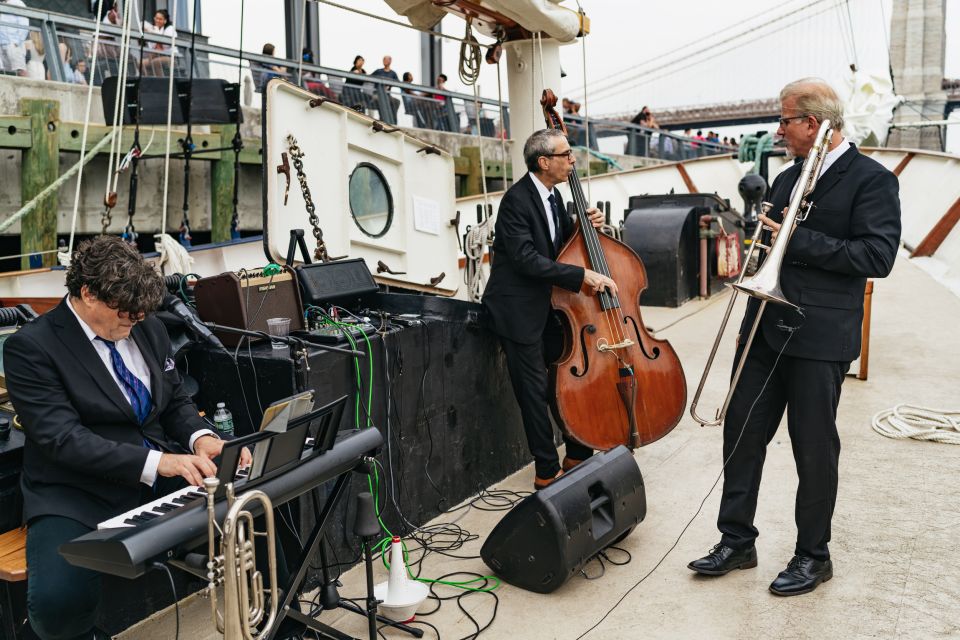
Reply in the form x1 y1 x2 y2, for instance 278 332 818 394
687 543 758 576
562 456 586 472
769 555 832 596
533 470 562 491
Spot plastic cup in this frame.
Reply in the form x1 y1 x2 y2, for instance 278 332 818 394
266 317 291 350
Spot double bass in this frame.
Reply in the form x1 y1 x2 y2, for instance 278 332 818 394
542 90 687 450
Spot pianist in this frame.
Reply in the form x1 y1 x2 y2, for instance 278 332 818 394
4 236 244 640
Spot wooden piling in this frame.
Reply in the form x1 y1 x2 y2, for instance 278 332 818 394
210 125 237 242
20 99 60 269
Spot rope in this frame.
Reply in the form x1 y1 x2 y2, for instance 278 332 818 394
158 0 179 236
105 0 137 200
296 0 307 86
458 18 481 85
7 131 116 236
464 217 493 302
578 6 591 202
65 0 106 260
495 60 509 187
872 404 960 445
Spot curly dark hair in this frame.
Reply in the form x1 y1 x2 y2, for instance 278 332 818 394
65 236 164 315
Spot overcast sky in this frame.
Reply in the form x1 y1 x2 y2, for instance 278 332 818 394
199 0 960 150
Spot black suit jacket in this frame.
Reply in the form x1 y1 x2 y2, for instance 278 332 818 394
483 173 585 344
741 144 901 361
5 299 209 528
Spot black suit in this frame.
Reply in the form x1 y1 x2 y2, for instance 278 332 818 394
719 144 901 561
482 173 589 478
4 299 208 640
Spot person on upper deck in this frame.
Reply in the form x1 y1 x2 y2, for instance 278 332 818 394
5 236 248 640
482 129 617 491
688 78 901 596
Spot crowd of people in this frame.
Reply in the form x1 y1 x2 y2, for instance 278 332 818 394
0 0 182 85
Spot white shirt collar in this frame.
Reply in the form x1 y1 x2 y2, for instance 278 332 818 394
529 173 553 200
819 137 850 176
65 295 100 343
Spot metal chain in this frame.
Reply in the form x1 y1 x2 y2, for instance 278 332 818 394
101 192 117 235
286 134 334 262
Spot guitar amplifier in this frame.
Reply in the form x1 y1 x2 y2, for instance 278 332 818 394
194 268 304 347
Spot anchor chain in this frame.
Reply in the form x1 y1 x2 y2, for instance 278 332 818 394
286 135 343 262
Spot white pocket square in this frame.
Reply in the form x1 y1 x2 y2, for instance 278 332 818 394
163 357 176 372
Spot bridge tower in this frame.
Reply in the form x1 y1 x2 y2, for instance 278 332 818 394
887 0 947 150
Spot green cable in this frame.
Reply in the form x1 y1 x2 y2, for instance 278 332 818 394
373 535 500 593
304 307 496 591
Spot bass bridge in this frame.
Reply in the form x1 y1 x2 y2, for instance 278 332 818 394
596 337 635 352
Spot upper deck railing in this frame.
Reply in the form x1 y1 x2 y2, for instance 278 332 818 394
0 4 735 161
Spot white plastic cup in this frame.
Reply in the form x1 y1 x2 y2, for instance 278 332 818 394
266 317 291 350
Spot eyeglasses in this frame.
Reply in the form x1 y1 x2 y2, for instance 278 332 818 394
542 150 574 159
778 114 810 127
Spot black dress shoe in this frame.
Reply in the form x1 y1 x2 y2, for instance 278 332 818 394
687 543 758 576
769 555 833 596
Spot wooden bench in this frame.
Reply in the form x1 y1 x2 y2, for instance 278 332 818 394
0 527 26 640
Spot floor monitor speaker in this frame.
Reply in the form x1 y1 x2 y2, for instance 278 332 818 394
480 446 645 594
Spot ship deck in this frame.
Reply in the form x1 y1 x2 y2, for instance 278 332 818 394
119 252 960 640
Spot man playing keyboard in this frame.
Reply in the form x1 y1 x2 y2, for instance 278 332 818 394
4 236 249 640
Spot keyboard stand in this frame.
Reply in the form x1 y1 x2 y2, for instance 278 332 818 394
268 472 355 640
267 465 424 640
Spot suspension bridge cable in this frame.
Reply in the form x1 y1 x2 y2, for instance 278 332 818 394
585 0 843 104
568 0 832 100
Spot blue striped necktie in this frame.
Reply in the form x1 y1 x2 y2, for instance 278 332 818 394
96 337 153 425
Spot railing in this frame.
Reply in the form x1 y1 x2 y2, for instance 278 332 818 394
0 3 733 161
565 114 737 160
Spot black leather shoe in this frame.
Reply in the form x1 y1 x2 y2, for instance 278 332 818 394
687 543 758 576
769 555 833 596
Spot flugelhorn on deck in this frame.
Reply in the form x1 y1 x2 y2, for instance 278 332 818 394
689 119 833 427
204 477 279 640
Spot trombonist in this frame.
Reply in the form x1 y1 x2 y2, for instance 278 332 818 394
688 78 901 596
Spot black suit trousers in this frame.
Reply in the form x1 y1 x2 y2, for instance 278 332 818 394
718 333 849 561
500 334 591 479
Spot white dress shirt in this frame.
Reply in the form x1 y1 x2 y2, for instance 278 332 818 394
530 173 558 244
65 297 212 486
790 137 851 200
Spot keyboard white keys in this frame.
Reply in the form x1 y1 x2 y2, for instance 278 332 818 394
98 467 250 530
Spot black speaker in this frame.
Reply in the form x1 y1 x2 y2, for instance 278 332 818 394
480 446 646 594
101 77 241 125
295 258 379 306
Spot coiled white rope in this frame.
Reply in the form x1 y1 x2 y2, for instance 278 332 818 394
464 219 493 302
871 404 960 445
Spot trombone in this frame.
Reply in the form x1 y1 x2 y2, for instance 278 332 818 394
690 119 834 427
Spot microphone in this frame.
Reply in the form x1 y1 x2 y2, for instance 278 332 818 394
161 294 226 350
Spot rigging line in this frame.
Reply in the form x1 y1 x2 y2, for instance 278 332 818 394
105 0 136 201
296 0 307 86
569 0 832 99
832 0 853 65
536 32 545 92
470 83 489 213
230 0 245 238
578 5 590 203
588 0 842 102
159 0 179 235
495 59 509 188
123 0 151 240
66 0 107 258
844 0 859 69
179 0 201 245
309 0 484 45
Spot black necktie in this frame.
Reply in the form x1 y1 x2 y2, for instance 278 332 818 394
547 193 561 253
